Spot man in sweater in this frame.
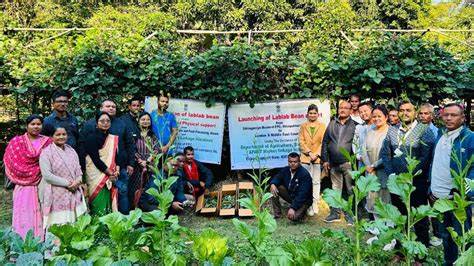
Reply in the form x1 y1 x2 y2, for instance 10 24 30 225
270 152 312 221
321 100 357 224
429 103 473 265
380 101 436 248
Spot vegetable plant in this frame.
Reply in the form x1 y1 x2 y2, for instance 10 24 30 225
204 196 218 208
322 148 380 265
373 154 436 265
221 195 236 209
191 228 233 266
48 214 98 264
95 209 150 265
432 152 474 264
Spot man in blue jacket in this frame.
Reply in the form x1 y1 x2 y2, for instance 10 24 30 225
380 101 435 248
270 152 312 221
428 103 473 265
139 157 185 214
79 99 136 215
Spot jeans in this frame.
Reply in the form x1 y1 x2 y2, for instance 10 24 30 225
271 185 310 221
116 168 130 214
390 178 430 247
439 207 472 265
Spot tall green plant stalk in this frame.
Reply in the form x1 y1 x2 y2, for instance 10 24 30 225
433 151 474 263
323 148 380 266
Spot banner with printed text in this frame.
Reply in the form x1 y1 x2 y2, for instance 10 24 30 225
228 99 331 170
144 97 226 164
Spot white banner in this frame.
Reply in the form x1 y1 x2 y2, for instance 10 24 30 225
228 99 331 170
144 97 226 164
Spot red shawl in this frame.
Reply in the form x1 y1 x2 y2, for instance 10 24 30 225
3 134 52 186
183 160 199 181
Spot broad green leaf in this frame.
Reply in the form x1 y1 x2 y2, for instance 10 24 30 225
70 239 93 250
322 189 349 211
401 240 428 257
356 174 381 199
264 247 293 266
433 198 455 213
374 199 406 225
455 246 474 266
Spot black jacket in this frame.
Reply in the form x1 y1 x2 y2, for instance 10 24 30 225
321 117 357 166
119 112 141 142
270 165 312 210
79 117 136 169
183 160 213 189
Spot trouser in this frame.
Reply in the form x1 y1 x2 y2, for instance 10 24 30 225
116 168 130 215
271 185 310 221
330 162 353 213
390 178 430 247
428 197 442 238
302 163 321 213
439 207 472 265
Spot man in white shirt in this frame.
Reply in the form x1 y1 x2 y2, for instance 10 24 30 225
429 103 473 265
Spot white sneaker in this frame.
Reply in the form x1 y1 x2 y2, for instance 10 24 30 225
307 206 315 216
430 236 442 247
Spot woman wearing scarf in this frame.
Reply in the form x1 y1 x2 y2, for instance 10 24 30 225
131 112 160 208
362 105 391 217
3 114 52 239
84 112 119 215
39 126 87 229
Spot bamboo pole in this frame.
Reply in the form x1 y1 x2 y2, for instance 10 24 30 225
431 29 474 48
340 30 358 49
25 29 73 48
5 27 115 31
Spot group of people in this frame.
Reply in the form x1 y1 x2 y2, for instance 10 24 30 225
3 91 213 240
3 91 472 265
270 95 472 265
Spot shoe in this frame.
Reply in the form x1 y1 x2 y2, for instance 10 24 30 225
307 206 315 217
324 212 341 223
345 213 354 226
430 236 442 247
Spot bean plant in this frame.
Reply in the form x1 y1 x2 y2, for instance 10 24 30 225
432 152 474 264
322 148 381 265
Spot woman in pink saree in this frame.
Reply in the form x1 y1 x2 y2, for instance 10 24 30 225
39 126 87 229
3 115 52 239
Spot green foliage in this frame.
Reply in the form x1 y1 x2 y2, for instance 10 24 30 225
322 148 380 265
48 215 98 264
1 1 472 121
97 209 150 264
284 238 331 266
373 154 436 264
0 229 53 265
233 156 277 264
433 152 474 261
191 229 231 265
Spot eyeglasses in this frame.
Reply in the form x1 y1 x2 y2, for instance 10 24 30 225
98 119 111 124
54 100 69 104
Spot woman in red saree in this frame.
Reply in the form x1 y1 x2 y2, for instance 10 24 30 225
3 115 52 239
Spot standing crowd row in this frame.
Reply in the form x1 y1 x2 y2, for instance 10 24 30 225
270 95 472 265
2 91 472 265
3 91 213 238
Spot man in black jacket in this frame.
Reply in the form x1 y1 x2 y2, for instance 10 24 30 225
321 100 357 224
270 152 312 221
119 97 141 141
79 99 136 214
